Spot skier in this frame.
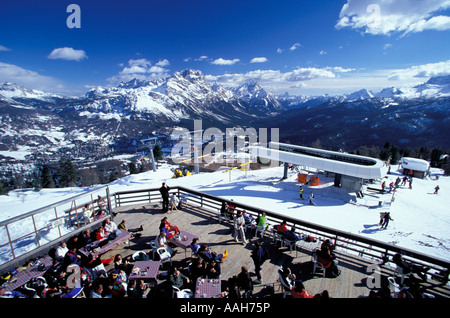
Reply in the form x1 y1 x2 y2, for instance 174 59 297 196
401 176 407 186
380 212 393 229
309 192 315 206
299 186 304 200
434 185 440 194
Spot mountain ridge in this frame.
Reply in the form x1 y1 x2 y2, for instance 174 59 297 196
1 71 450 162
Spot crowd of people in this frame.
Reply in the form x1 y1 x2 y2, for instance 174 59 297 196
1 184 438 299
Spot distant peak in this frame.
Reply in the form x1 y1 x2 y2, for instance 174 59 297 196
118 78 150 89
177 69 205 81
426 75 450 85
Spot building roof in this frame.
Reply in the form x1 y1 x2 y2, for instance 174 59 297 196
250 142 387 180
400 157 430 172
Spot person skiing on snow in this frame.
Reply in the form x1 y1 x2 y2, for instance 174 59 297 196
309 192 315 205
299 186 304 200
380 212 393 229
434 185 440 194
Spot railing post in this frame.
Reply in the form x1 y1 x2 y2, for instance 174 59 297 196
5 224 15 260
32 215 40 248
55 206 62 238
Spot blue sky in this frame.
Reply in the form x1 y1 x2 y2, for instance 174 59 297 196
1 0 450 96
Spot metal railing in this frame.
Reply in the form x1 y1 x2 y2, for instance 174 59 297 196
0 186 110 271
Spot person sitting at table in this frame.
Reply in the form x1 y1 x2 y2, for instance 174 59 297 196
103 218 118 235
155 230 175 256
118 219 143 238
169 266 190 290
94 226 107 241
90 283 107 298
190 237 201 254
283 227 302 242
114 254 134 276
321 239 336 258
55 241 69 263
189 258 207 282
83 253 110 278
205 259 221 279
63 246 82 267
197 243 228 263
316 241 340 278
392 253 430 282
159 217 180 239
275 220 288 235
107 270 127 298
127 279 147 298
78 229 94 247
44 259 67 289
199 243 225 263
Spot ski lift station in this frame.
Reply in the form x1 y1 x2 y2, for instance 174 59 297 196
250 141 387 192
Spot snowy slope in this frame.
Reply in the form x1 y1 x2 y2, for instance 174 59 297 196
0 162 448 262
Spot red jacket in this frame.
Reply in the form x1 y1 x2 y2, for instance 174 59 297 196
292 289 314 298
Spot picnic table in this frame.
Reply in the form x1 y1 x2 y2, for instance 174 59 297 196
194 277 222 298
167 231 197 258
79 230 131 258
4 255 53 292
128 260 161 283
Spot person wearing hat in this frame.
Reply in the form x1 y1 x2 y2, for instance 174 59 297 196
108 270 126 298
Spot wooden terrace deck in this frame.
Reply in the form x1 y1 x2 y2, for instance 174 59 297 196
99 202 450 299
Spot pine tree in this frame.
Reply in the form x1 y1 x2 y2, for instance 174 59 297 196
58 159 77 187
153 144 163 160
128 162 138 174
0 180 8 195
41 165 55 188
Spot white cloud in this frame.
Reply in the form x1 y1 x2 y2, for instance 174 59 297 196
277 48 284 54
290 43 301 51
319 50 327 55
47 47 87 61
250 57 268 63
107 58 170 84
211 58 240 65
155 59 170 67
0 61 62 91
206 66 354 88
388 59 450 81
196 56 208 61
336 0 450 36
0 45 11 52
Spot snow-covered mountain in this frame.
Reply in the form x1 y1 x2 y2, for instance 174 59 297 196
230 80 285 115
77 69 285 123
0 70 287 161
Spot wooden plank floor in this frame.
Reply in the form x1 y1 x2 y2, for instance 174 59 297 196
99 202 450 298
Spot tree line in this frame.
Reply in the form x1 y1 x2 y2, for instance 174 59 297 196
0 146 163 195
